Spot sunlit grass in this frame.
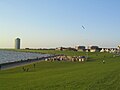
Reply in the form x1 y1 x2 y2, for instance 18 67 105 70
0 50 120 90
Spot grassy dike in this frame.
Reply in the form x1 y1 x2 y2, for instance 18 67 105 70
0 50 120 90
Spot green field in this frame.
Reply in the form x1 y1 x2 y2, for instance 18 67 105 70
0 50 120 90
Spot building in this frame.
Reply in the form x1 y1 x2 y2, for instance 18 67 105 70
88 46 100 52
100 48 117 53
15 38 20 49
56 47 77 51
118 45 120 49
75 46 86 51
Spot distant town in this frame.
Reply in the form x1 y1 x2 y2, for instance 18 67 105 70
15 38 120 53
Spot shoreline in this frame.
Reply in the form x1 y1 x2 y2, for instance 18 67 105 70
0 55 58 70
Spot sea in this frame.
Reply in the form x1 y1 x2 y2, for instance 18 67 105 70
0 50 51 64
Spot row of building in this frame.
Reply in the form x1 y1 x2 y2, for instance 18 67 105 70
56 45 120 53
15 38 120 53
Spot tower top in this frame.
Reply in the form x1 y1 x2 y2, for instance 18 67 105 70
16 38 20 40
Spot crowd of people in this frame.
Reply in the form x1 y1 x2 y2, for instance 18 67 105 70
45 55 87 62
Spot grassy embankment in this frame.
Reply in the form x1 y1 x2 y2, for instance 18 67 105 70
0 50 120 90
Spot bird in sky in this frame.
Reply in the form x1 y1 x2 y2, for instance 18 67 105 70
82 26 85 29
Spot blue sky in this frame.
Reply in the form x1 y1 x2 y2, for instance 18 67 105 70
0 0 120 48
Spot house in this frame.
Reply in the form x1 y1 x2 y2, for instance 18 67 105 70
100 48 117 53
75 46 86 51
88 46 100 52
56 47 77 51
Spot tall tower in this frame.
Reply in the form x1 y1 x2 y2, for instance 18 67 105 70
15 38 20 49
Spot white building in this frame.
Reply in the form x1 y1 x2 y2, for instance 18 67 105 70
88 46 100 52
75 46 85 51
100 48 117 53
15 38 21 49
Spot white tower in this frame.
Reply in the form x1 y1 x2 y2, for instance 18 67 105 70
15 38 20 49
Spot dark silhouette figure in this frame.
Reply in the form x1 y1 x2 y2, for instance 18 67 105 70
22 67 26 72
26 68 29 72
33 64 36 68
0 65 1 70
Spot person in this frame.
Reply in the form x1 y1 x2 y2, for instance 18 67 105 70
26 68 29 72
0 65 1 70
102 60 105 64
22 67 26 72
33 64 36 68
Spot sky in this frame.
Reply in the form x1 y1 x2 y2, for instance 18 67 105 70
0 0 120 48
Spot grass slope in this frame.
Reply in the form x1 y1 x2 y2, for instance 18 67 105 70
0 50 120 90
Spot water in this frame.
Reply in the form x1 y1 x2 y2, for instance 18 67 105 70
0 50 52 64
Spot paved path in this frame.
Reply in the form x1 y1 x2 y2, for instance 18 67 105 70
0 55 57 70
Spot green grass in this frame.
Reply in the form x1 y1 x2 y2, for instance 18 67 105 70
0 50 120 90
